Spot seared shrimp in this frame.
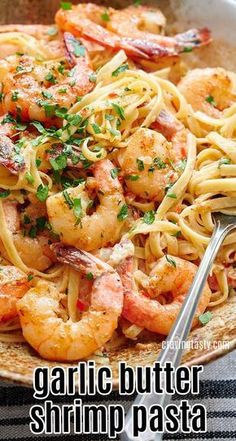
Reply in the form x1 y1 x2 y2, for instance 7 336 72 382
55 3 211 61
1 200 56 271
47 159 126 251
0 32 94 123
119 256 211 335
178 68 236 118
0 134 25 174
0 265 30 322
119 127 182 201
17 249 123 360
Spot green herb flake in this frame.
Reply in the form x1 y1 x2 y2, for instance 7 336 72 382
45 72 57 84
62 190 74 209
110 168 119 179
153 157 167 169
60 1 72 10
125 174 139 181
165 255 177 268
167 192 177 199
36 216 47 230
86 272 94 280
199 311 213 326
218 157 231 168
25 171 34 184
36 184 49 202
11 91 19 102
42 90 53 99
111 102 125 120
183 46 193 53
101 10 110 21
23 214 31 225
117 204 128 221
0 189 10 198
105 114 114 121
112 63 129 77
50 153 67 171
205 95 216 106
143 210 155 225
92 123 101 134
89 73 97 83
27 274 34 281
73 197 83 223
35 158 42 168
137 158 144 171
29 225 37 238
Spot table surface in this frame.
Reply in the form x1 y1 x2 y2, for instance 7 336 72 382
0 350 235 440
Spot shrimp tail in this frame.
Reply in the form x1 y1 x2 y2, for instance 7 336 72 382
0 135 25 174
176 27 212 51
51 243 113 276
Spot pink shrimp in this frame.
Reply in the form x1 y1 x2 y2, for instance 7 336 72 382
0 265 30 323
119 256 211 335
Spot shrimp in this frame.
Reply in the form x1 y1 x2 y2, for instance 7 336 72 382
55 3 211 61
107 5 211 58
118 127 182 201
47 159 127 251
178 67 236 118
1 200 56 271
17 248 123 360
119 256 211 335
0 265 30 322
0 134 25 174
0 32 94 123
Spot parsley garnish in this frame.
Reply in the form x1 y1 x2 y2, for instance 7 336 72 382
183 46 193 53
199 311 212 325
86 272 94 280
110 168 119 179
50 153 67 171
165 255 177 268
167 192 177 199
205 95 216 106
45 72 57 84
42 90 53 99
70 39 85 57
89 73 97 83
112 63 129 77
73 198 83 224
25 171 34 184
36 184 49 202
11 91 19 101
125 174 139 181
143 210 155 225
111 102 125 120
101 10 110 21
137 158 144 171
117 204 128 221
0 189 10 198
60 1 72 10
218 158 231 168
27 274 34 281
153 157 167 169
92 123 101 134
62 190 74 208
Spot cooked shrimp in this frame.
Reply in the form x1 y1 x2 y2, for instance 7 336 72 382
118 127 182 201
17 249 123 360
47 159 127 251
0 265 30 322
107 5 211 57
0 32 94 123
1 200 56 271
178 67 236 118
56 3 211 61
119 256 211 335
0 134 25 174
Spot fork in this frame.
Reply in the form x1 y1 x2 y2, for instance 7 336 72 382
121 212 236 441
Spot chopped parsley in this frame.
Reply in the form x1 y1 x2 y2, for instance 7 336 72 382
73 198 83 224
92 123 101 134
27 274 34 281
205 95 216 106
62 190 74 208
89 73 97 83
112 63 129 77
60 1 72 10
101 10 110 21
25 171 34 184
86 272 94 280
165 255 177 268
110 168 119 179
125 174 139 181
111 102 125 120
29 225 37 238
70 38 85 57
11 91 19 101
143 210 155 225
167 192 177 199
199 311 213 325
50 153 67 171
36 184 49 202
45 72 57 84
0 189 10 198
183 46 193 53
42 90 53 99
117 204 128 221
105 114 114 121
153 157 167 169
137 158 144 171
31 121 46 134
218 157 231 168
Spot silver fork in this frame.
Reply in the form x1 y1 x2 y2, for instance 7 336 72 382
121 212 236 441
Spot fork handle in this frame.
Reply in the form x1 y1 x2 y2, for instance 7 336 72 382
121 220 236 441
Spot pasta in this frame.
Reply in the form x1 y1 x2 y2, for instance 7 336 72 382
0 2 235 361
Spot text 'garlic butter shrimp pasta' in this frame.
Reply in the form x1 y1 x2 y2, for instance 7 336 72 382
0 2 235 362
